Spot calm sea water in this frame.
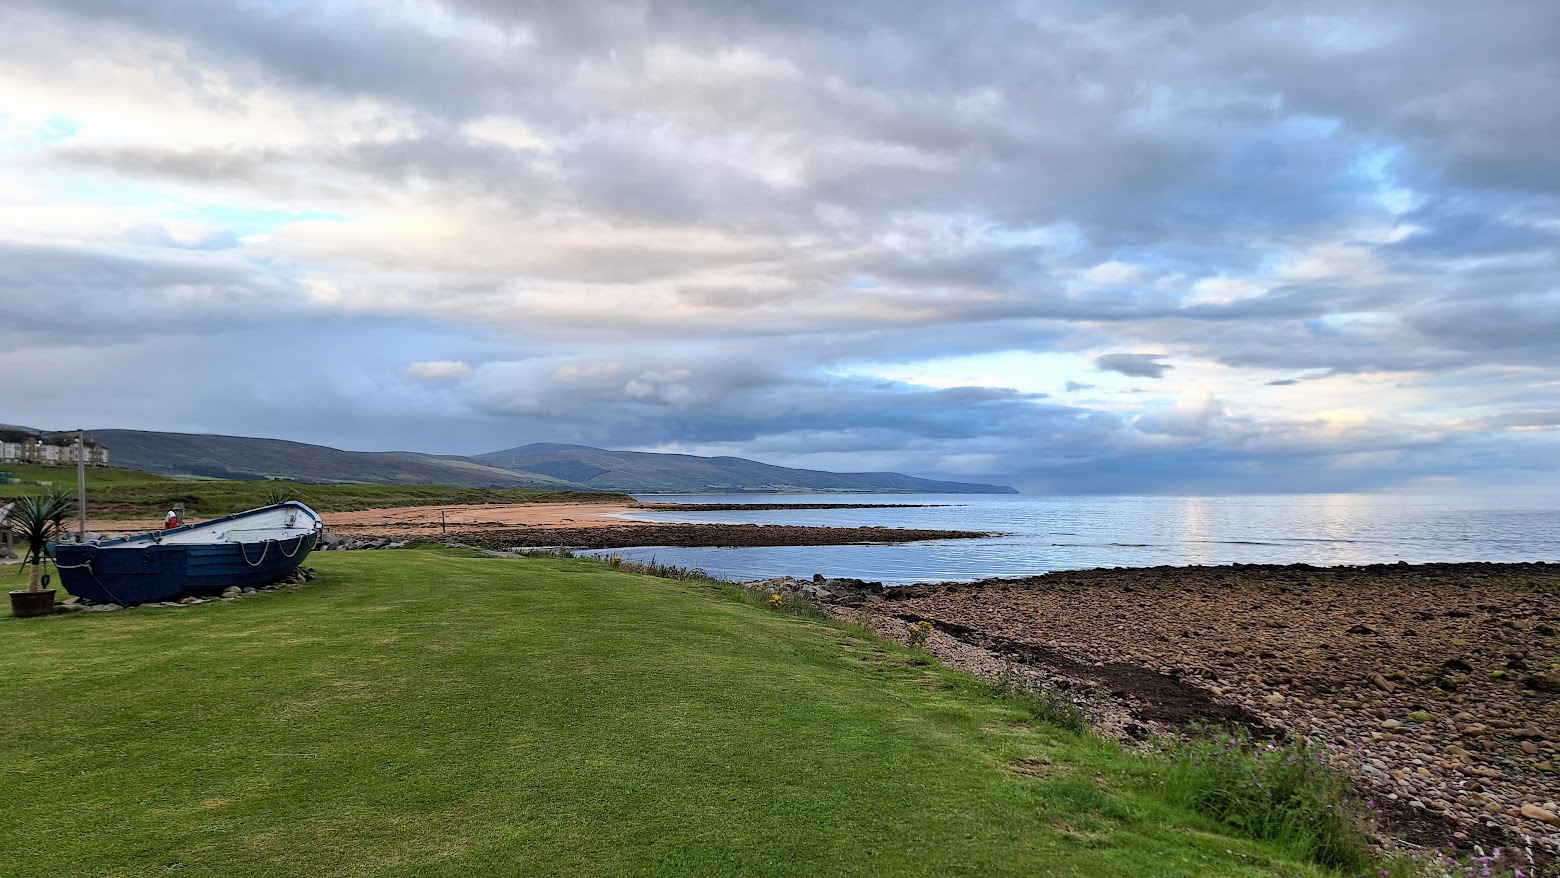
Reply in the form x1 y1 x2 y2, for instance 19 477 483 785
580 493 1560 585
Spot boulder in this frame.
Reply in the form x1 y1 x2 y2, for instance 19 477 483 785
1521 803 1560 827
1522 670 1560 693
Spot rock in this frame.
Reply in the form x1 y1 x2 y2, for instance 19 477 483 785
1522 670 1560 692
1522 741 1540 755
1381 719 1403 730
222 586 242 597
1263 693 1285 706
1370 674 1396 693
1347 623 1377 635
242 587 257 595
1521 803 1560 827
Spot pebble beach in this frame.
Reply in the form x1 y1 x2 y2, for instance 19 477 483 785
852 562 1560 866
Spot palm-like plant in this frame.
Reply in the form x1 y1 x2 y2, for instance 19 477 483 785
7 491 73 592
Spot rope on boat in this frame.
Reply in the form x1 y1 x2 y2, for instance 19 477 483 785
239 539 272 568
278 534 306 558
44 551 132 607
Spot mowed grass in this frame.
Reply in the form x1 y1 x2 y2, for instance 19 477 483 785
0 464 624 518
1 551 1339 877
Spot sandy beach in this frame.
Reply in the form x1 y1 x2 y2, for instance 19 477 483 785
86 501 649 537
87 501 990 549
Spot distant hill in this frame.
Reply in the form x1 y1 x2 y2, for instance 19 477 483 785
84 430 585 490
477 443 1018 494
10 427 1016 494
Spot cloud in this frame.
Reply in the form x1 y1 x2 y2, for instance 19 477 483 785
1134 389 1227 438
1095 353 1174 379
0 0 1557 493
402 360 474 381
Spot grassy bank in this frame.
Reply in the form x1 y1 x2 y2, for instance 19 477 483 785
1 550 1348 877
0 464 626 518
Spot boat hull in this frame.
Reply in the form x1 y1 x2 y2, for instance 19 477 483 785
52 531 319 605
49 501 324 605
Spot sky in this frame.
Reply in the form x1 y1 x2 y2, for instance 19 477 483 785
1 0 1557 494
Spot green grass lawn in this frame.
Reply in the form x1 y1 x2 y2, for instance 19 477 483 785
0 551 1344 877
0 465 624 518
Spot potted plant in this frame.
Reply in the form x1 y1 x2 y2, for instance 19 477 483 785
7 491 73 618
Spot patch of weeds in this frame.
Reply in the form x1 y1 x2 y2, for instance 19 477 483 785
614 555 714 581
1392 842 1540 877
711 581 829 619
905 620 933 650
992 661 1090 734
515 547 576 559
774 592 829 620
1158 726 1373 874
849 604 873 632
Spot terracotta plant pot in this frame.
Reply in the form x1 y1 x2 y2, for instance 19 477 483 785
9 588 56 618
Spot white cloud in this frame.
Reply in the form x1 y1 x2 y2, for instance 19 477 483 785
402 360 473 381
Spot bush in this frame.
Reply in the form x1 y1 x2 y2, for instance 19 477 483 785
992 677 1090 734
1159 727 1373 872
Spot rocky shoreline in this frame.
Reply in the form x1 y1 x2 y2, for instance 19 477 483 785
754 562 1560 870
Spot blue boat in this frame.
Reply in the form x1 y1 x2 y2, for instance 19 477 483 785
50 501 324 605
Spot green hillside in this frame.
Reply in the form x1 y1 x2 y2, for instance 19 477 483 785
88 429 583 490
1 463 624 519
479 443 1019 494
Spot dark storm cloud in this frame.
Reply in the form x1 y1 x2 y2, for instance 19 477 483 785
1095 354 1172 379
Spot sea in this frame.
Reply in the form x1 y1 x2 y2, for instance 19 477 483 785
581 493 1560 586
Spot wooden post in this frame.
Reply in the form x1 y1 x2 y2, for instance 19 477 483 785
441 509 447 535
76 429 87 541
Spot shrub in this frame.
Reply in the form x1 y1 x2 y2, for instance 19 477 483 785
1405 843 1536 878
6 491 73 592
1159 727 1373 872
987 662 1091 733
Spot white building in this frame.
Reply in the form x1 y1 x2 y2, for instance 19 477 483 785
0 431 109 466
